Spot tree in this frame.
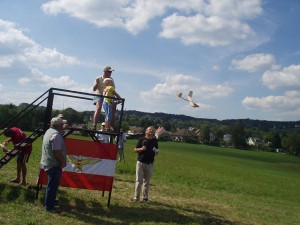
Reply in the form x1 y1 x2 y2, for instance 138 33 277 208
162 120 172 131
128 114 140 126
0 104 19 126
215 128 224 140
282 133 300 155
231 120 248 149
271 132 282 149
201 125 210 144
140 115 153 128
121 121 130 132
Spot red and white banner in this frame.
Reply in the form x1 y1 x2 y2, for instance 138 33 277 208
39 138 117 191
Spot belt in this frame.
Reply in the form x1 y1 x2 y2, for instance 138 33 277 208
138 161 153 165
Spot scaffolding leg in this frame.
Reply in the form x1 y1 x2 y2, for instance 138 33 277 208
35 167 44 200
107 190 112 207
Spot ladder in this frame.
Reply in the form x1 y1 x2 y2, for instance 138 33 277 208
0 127 44 169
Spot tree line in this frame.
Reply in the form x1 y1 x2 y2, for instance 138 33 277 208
0 103 299 155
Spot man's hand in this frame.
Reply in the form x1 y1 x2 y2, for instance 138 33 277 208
153 147 159 153
61 161 67 168
0 143 9 153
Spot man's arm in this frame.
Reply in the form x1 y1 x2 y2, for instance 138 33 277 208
134 146 146 153
113 90 121 99
53 150 66 168
93 78 99 91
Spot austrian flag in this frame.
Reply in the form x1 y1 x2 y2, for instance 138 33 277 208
39 138 117 191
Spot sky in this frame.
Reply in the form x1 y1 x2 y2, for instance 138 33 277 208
0 0 299 122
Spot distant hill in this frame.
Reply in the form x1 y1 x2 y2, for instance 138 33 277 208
123 110 300 131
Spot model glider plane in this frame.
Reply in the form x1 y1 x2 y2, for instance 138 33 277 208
176 91 199 108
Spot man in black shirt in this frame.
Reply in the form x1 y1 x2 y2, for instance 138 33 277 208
133 126 159 202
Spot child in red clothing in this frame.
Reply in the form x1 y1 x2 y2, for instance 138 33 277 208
3 127 32 185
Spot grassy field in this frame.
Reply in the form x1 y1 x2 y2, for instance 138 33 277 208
0 134 300 225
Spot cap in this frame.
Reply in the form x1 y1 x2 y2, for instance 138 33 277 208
103 66 114 72
57 114 64 119
51 117 67 126
101 122 105 126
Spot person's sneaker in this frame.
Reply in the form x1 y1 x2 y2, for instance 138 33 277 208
132 198 139 203
142 198 148 202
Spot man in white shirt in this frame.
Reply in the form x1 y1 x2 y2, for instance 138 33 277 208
92 66 115 130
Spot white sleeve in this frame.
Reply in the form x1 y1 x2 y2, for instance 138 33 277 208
50 133 63 150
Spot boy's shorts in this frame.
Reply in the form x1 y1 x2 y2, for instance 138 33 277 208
103 101 112 120
93 96 104 105
17 153 31 163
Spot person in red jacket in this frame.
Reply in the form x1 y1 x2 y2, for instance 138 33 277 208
3 127 32 185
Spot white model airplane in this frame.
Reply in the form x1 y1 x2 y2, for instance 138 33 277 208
176 91 199 108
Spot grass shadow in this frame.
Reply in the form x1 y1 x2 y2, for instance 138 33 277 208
55 195 237 225
0 183 36 203
0 182 238 224
59 195 108 225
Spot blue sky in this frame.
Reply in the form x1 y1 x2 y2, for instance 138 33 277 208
0 0 299 121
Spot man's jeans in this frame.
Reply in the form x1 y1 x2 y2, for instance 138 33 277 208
45 166 62 211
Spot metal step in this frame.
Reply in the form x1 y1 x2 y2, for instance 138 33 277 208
0 127 44 169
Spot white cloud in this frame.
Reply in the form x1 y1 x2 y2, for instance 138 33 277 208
159 0 262 46
18 77 31 85
20 46 78 67
1 67 92 110
0 56 15 67
140 74 234 107
230 53 276 72
204 0 263 19
160 13 254 46
16 67 89 90
239 61 300 119
29 68 78 88
198 83 234 99
212 65 220 71
41 0 206 35
42 0 166 35
0 19 78 68
242 91 300 117
262 64 300 89
0 19 34 50
42 0 264 46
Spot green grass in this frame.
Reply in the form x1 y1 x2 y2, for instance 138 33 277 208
0 135 300 225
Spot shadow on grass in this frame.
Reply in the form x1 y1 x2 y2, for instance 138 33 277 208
0 183 36 203
56 194 237 225
0 183 237 224
107 203 236 225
